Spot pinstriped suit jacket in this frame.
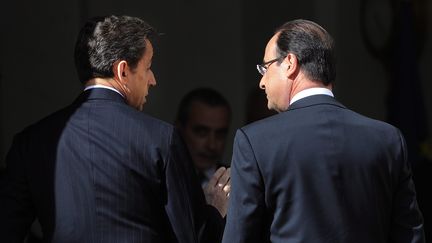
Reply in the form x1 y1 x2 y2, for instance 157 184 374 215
223 94 425 243
0 88 222 242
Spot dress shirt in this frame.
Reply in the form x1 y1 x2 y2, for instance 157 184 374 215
290 87 333 105
84 84 124 97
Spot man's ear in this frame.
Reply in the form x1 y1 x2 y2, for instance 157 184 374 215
113 60 128 84
112 60 130 93
285 53 299 78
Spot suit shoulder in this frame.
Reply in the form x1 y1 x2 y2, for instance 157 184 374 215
120 105 174 131
346 109 400 133
19 101 175 141
241 113 284 134
19 104 77 136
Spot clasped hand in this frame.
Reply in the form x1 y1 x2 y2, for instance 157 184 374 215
203 167 231 217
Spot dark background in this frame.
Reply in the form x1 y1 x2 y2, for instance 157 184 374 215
1 0 431 168
1 0 432 239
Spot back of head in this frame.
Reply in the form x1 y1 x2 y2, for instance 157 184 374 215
275 19 336 85
176 88 231 125
74 15 156 84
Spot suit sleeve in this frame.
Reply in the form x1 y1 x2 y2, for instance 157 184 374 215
0 133 35 242
222 129 265 243
164 129 224 243
390 130 425 243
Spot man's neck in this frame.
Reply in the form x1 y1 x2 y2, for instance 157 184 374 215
85 78 126 96
289 73 332 101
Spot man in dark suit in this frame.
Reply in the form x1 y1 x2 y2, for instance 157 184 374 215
175 88 232 220
222 19 425 243
0 15 229 243
175 88 231 188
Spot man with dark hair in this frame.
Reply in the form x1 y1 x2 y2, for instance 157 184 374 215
223 19 425 243
176 88 231 187
175 88 232 224
0 15 226 243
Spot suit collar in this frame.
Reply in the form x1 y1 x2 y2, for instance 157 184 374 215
74 88 126 105
287 94 346 111
84 85 124 98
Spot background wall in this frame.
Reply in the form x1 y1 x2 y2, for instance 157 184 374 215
1 0 431 166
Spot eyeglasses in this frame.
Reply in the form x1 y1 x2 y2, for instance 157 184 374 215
256 57 282 76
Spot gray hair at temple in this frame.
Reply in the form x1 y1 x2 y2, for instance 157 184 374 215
74 15 157 84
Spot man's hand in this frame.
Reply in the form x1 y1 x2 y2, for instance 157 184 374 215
204 167 231 217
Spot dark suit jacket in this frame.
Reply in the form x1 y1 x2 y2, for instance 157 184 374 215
222 94 425 243
0 88 223 243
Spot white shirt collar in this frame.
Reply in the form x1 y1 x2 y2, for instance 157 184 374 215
290 87 334 105
84 84 124 97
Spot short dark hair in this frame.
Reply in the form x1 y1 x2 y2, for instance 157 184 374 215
74 15 156 84
275 19 336 85
176 88 231 125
